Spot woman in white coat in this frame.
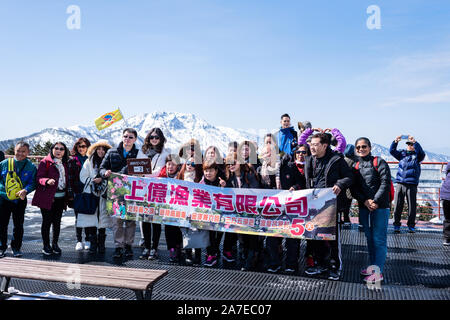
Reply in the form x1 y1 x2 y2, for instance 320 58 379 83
77 140 113 254
136 128 171 260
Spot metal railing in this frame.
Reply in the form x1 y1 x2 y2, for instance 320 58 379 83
387 161 447 221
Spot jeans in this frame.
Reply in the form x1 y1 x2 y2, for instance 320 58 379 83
0 198 27 251
359 207 390 273
443 200 450 240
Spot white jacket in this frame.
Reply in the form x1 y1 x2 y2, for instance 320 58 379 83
76 158 112 229
137 147 171 176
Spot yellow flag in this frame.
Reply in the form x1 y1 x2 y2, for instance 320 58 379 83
95 109 124 131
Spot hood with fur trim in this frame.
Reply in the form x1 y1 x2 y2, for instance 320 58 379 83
87 140 113 157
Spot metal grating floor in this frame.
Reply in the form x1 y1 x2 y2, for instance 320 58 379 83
2 216 450 300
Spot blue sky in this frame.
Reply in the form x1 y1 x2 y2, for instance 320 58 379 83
1 0 450 154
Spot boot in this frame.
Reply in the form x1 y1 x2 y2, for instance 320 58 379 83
97 233 106 254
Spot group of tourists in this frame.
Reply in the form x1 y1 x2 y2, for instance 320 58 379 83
0 113 448 285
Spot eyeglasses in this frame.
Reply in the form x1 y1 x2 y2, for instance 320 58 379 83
123 135 135 140
78 145 87 149
149 135 160 140
54 147 65 151
356 145 368 150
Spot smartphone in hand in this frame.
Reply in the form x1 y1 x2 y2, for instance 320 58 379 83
401 135 409 140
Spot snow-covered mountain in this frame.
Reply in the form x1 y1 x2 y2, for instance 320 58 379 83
1 111 449 163
0 112 259 156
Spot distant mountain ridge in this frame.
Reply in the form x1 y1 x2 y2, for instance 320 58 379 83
1 111 449 163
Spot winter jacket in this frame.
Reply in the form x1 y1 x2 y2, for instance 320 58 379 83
280 154 306 190
304 148 353 210
350 155 392 209
275 126 298 156
441 162 450 201
389 141 425 185
77 141 113 229
298 128 347 154
226 170 260 189
31 154 70 211
137 147 171 176
99 142 139 177
67 154 86 197
0 158 37 202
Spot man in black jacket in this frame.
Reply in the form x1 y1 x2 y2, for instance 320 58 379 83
100 128 139 258
304 133 353 280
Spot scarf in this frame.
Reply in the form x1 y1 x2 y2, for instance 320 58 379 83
54 158 66 190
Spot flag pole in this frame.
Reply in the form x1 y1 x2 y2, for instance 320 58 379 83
118 107 130 128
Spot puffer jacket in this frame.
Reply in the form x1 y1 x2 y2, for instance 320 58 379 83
441 162 450 201
389 141 425 185
99 142 139 176
351 154 392 209
304 148 353 211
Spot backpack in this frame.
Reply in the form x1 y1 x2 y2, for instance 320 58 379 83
355 156 395 202
5 158 25 200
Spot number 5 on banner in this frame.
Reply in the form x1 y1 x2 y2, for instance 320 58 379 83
290 218 305 236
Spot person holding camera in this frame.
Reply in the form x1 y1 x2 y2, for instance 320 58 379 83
390 135 425 233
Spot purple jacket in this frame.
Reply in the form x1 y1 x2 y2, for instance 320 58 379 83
441 162 450 201
31 154 70 211
298 128 347 153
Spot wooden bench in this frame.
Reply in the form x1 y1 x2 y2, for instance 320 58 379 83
0 258 167 300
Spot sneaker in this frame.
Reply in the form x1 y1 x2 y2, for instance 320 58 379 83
169 248 178 263
75 242 84 251
148 249 158 260
185 252 193 266
305 265 328 276
204 255 217 267
358 224 364 231
124 245 133 257
0 249 6 258
364 273 384 283
306 255 315 268
394 226 401 233
408 227 416 233
444 239 450 246
328 266 341 281
267 265 281 273
139 238 145 247
222 251 235 262
52 243 62 255
113 247 123 258
285 265 296 273
139 248 150 260
343 222 352 229
42 245 53 256
84 241 91 250
12 249 23 258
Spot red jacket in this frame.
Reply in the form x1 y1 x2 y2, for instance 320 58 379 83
31 154 70 211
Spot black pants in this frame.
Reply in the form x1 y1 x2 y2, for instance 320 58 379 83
266 236 300 267
0 198 27 251
306 223 342 270
165 225 182 250
443 199 450 240
40 198 65 247
142 222 161 250
393 183 418 228
207 231 223 256
341 197 353 223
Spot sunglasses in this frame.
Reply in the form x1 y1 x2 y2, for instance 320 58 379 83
123 135 135 140
149 135 160 140
78 145 87 149
356 145 368 150
186 161 196 166
54 147 65 151
296 151 307 154
406 142 414 146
